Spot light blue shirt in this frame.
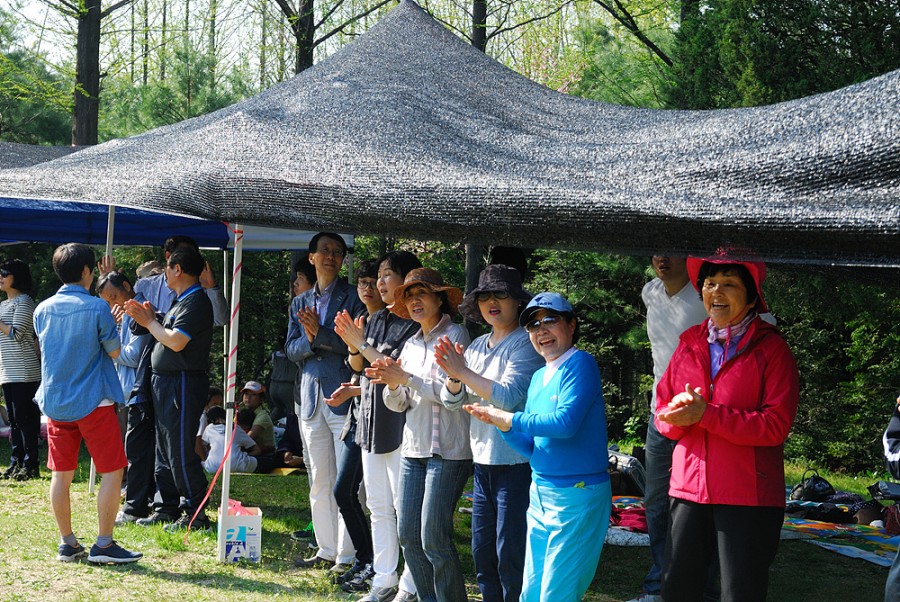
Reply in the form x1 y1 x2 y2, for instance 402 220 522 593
441 327 543 465
33 284 123 421
115 292 151 403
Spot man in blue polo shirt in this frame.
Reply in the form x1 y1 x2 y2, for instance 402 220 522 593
33 243 142 565
124 246 214 531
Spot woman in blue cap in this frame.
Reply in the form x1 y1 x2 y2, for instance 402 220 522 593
465 291 611 602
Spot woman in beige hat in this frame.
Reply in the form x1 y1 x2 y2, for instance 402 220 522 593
368 268 471 602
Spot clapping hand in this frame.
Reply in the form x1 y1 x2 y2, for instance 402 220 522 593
464 404 513 432
334 310 366 350
657 383 707 427
324 382 360 407
434 336 467 380
366 357 408 390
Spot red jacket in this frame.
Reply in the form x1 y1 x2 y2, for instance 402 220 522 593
655 317 799 508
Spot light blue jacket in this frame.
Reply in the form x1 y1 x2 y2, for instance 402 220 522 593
33 284 123 421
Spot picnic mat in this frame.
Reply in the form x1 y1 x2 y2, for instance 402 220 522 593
782 517 900 567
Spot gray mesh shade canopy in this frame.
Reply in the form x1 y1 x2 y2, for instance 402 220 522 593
0 0 897 266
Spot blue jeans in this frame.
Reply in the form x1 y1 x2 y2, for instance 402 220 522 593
521 479 611 602
398 456 471 602
472 462 531 602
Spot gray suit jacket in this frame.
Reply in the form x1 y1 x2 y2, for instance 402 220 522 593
285 278 365 420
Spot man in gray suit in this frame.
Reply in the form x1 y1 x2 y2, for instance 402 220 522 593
286 232 366 570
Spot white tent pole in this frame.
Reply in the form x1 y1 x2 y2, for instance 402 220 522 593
217 223 243 562
222 250 229 391
89 205 117 494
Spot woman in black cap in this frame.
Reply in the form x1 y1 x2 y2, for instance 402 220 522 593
434 264 543 602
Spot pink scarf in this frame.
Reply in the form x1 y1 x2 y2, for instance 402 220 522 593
707 311 756 372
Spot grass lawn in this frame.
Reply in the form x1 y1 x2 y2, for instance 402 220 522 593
0 446 890 601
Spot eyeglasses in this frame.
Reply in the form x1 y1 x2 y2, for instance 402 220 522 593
524 314 563 333
357 280 377 290
476 291 510 302
0 269 8 277
314 247 345 258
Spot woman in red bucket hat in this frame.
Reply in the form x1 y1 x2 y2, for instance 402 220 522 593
655 247 800 602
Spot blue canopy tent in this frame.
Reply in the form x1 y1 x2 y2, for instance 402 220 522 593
0 196 348 251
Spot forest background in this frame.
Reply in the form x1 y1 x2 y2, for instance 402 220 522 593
0 0 898 473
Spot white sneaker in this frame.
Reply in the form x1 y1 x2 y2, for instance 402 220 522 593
357 585 399 602
390 590 418 602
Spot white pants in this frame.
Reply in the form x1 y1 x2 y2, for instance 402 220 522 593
298 399 355 564
362 447 416 592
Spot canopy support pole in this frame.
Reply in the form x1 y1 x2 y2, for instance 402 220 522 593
217 224 243 562
89 205 117 494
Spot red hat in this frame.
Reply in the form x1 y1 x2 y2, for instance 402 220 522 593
686 247 769 314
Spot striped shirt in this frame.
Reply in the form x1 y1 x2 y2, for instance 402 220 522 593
0 294 41 384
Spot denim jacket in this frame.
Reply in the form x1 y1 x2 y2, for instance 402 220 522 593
33 284 123 421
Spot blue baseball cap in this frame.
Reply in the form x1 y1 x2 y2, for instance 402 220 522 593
519 292 574 327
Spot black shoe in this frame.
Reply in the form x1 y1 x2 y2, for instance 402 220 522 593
294 553 333 569
290 526 315 541
164 513 211 533
135 511 180 527
341 562 375 592
334 560 365 584
14 466 39 481
87 541 142 564
1 464 20 480
57 542 88 562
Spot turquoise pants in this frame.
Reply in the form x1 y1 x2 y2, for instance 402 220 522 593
521 479 612 602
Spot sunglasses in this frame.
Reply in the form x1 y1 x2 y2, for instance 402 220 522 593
0 269 8 277
524 314 563 333
476 291 510 302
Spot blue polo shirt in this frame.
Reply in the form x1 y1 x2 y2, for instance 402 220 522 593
33 284 123 421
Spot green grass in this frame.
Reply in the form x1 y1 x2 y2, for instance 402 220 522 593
0 446 890 601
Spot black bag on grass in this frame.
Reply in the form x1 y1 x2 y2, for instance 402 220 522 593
790 468 835 502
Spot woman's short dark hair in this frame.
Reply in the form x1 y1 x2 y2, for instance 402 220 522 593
168 247 205 277
356 259 379 281
696 262 758 307
378 250 421 279
97 270 132 294
293 253 317 286
52 243 95 284
0 259 33 293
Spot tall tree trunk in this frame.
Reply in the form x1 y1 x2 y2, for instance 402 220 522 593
72 0 101 145
294 0 315 73
161 0 168 80
471 0 487 52
142 0 149 85
260 2 268 89
130 1 136 82
209 0 218 85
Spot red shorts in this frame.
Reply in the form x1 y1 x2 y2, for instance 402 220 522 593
47 405 127 473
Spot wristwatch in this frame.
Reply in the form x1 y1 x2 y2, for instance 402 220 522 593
358 341 370 353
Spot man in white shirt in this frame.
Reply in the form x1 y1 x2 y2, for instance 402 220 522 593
631 255 708 602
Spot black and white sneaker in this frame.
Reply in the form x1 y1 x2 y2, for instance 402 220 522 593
163 513 211 533
342 563 375 592
57 542 88 562
87 541 142 564
135 511 180 527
